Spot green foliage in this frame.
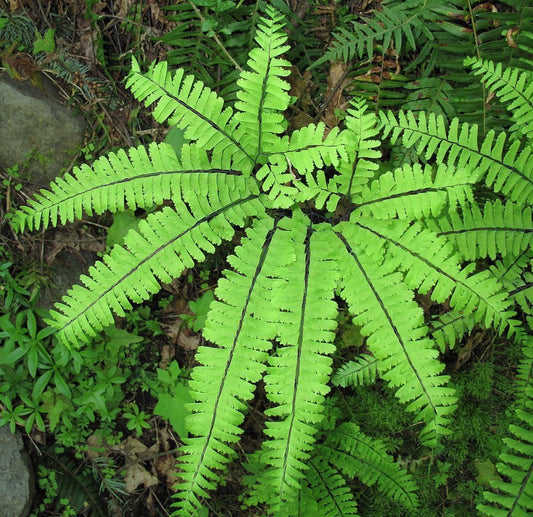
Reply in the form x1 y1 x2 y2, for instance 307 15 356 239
317 0 533 128
152 360 193 441
11 5 531 516
477 336 533 516
0 252 147 445
32 452 108 517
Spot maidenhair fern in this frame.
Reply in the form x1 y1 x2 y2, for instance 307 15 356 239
13 6 528 515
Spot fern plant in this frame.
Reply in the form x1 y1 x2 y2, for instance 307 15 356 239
13 7 521 515
316 0 533 129
381 55 532 516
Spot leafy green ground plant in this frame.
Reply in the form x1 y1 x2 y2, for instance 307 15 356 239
11 6 531 515
0 251 147 445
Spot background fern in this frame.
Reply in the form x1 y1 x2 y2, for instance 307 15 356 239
313 0 533 131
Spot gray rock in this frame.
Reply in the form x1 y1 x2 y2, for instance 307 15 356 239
0 73 85 186
38 248 97 312
0 425 35 517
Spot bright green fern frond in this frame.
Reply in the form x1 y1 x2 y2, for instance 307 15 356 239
299 169 342 211
174 216 288 515
302 458 359 516
11 143 241 232
490 250 533 316
332 354 379 388
256 159 300 208
379 110 533 205
233 6 291 156
465 57 533 140
429 310 477 353
334 224 457 446
47 177 264 346
318 422 419 511
274 124 346 178
430 250 530 352
359 219 514 332
516 335 533 405
126 59 252 172
353 163 475 220
334 99 381 200
432 200 532 261
253 217 339 510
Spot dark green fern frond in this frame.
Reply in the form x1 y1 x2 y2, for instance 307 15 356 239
317 422 419 511
402 77 456 118
37 448 107 517
313 0 436 67
332 353 379 388
478 337 533 516
516 26 533 70
161 2 251 98
465 57 533 140
432 200 532 261
302 459 359 516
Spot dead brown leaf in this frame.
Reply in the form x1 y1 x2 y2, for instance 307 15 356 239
124 463 159 493
323 60 350 127
154 454 178 489
112 436 160 493
114 0 136 20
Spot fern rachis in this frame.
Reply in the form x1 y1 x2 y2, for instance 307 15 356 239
12 7 521 515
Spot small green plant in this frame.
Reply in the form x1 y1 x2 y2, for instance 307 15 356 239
123 403 150 436
12 5 531 516
0 252 148 445
151 360 192 441
181 288 215 332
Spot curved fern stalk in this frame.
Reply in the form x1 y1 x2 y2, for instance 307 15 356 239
465 57 533 140
379 109 533 205
50 176 265 345
11 143 239 232
317 422 419 511
249 217 340 511
174 216 285 513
